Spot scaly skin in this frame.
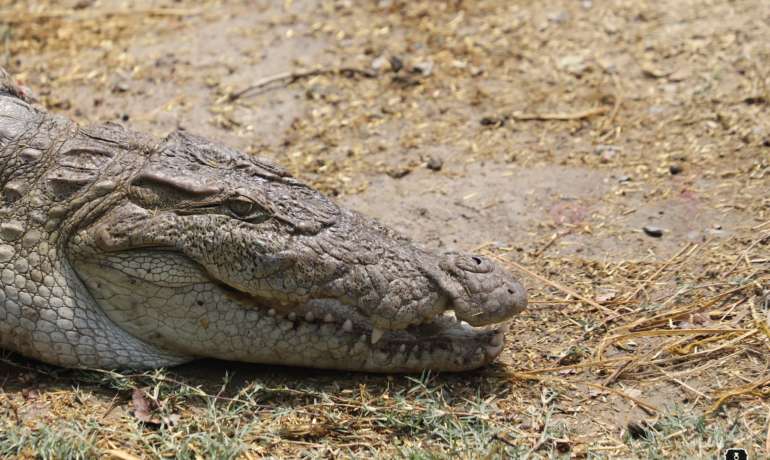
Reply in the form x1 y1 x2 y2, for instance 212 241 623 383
0 68 527 372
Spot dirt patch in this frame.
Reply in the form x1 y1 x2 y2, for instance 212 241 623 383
1 0 769 458
342 164 609 252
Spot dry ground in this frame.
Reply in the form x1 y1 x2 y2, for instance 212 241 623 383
1 0 769 458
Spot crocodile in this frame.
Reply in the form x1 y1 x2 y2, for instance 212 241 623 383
0 67 527 372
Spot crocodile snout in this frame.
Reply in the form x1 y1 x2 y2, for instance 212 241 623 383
435 253 528 327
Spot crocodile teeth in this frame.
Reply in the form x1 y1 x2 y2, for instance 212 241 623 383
267 309 276 316
342 319 353 332
305 312 315 321
371 328 385 344
399 344 406 353
288 313 296 321
323 313 334 323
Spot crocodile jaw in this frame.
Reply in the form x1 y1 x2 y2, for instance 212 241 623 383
72 250 514 372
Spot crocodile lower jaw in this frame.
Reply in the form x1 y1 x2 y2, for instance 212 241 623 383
230 287 511 366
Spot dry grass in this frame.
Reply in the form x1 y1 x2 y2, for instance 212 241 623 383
1 0 769 458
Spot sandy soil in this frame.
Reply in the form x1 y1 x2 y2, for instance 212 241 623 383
1 0 769 458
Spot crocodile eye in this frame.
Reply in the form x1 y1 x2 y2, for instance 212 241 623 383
226 198 256 218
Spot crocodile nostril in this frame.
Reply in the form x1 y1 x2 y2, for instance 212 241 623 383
472 256 482 265
507 289 515 294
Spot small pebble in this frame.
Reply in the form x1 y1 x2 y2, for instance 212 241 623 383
558 54 587 75
112 82 129 93
371 56 389 71
669 164 683 175
386 167 411 179
547 10 570 23
426 157 443 171
595 144 620 155
643 226 664 237
74 0 95 8
480 116 503 126
595 144 620 163
388 56 403 72
411 60 433 76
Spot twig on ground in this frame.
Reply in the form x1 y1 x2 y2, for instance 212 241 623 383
227 67 377 101
724 230 770 276
706 375 770 415
612 281 764 334
603 359 634 386
622 242 694 302
515 357 631 376
596 328 751 360
511 372 659 414
647 350 742 380
600 73 624 134
502 257 619 318
509 106 610 121
766 407 770 455
647 331 756 368
524 410 552 458
656 368 711 400
580 381 659 415
492 432 519 448
101 393 120 420
533 230 572 257
750 296 770 348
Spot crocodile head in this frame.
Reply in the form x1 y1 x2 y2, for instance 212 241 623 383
69 131 527 372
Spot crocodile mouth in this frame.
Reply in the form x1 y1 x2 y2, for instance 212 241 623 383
73 248 512 371
216 280 510 368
